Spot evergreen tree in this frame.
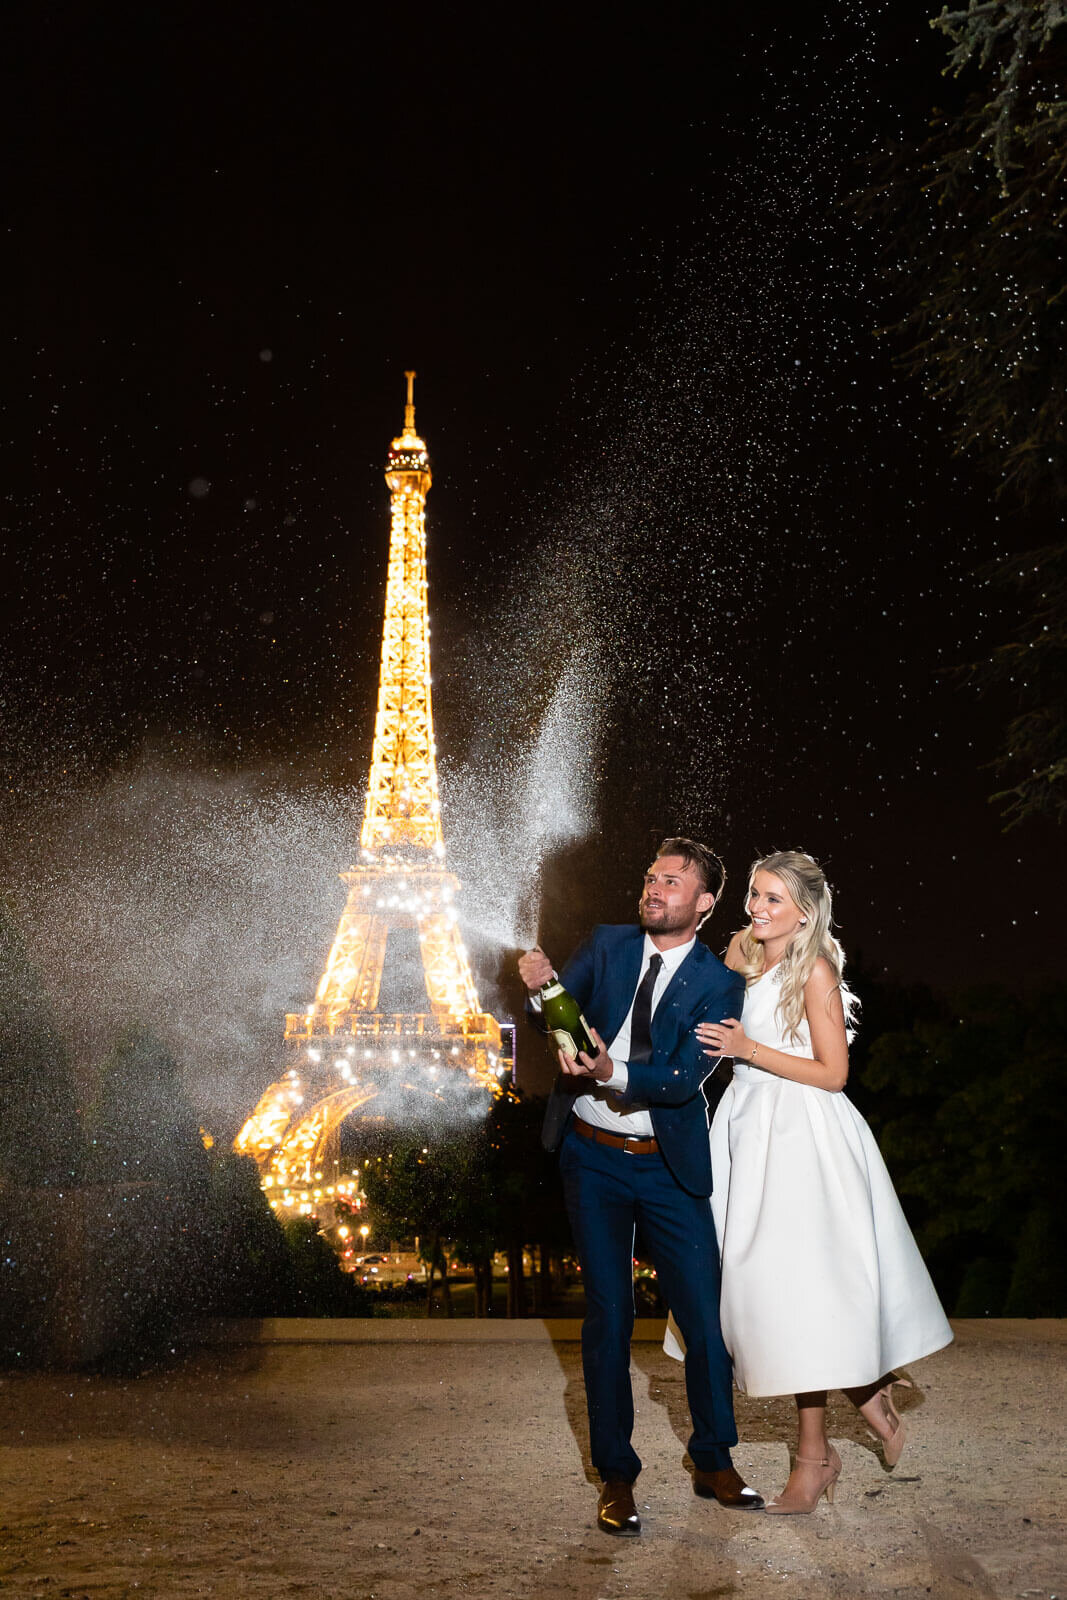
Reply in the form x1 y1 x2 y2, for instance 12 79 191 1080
85 1025 207 1187
875 1 1066 503
976 539 1067 825
281 1216 375 1315
867 2 1067 824
860 981 1067 1315
199 1150 296 1317
0 896 84 1187
67 1028 213 1365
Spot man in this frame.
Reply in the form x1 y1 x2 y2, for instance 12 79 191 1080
518 838 764 1535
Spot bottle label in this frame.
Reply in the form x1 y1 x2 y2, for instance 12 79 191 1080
549 1027 579 1059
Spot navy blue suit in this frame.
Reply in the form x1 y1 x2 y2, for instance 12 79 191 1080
538 924 744 1482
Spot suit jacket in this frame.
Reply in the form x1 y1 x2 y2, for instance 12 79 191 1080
536 923 745 1196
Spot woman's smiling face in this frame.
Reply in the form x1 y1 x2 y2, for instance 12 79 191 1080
747 870 806 946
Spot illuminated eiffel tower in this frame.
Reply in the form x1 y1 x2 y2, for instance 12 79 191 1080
235 375 505 1209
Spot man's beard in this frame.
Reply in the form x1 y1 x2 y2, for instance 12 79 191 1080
639 900 696 933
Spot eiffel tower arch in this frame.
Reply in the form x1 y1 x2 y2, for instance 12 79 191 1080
234 375 507 1215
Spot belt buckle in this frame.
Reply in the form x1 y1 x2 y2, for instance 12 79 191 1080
622 1136 639 1155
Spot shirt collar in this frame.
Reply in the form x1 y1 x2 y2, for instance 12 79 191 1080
642 932 696 975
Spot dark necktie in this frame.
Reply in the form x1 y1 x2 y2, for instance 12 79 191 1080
628 953 663 1065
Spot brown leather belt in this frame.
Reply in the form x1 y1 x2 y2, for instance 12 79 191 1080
574 1118 659 1156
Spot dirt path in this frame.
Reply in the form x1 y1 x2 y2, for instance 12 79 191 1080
0 1319 1062 1600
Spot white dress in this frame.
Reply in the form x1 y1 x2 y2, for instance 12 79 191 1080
666 965 953 1396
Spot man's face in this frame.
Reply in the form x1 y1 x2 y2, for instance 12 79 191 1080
639 854 714 939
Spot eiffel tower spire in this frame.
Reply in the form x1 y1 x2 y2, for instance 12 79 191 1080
361 370 442 855
234 376 505 1203
311 374 482 1022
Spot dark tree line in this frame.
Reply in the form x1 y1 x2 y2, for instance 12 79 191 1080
4 890 1064 1373
364 969 1067 1322
356 956 1067 1321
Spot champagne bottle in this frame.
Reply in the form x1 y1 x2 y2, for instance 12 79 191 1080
539 978 598 1061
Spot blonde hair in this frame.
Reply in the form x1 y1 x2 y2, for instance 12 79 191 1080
736 850 859 1044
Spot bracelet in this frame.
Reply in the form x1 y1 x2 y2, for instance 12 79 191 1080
749 1043 760 1064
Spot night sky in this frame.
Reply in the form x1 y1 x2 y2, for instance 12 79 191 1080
4 2 1064 1109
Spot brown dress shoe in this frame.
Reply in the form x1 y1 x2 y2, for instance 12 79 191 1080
693 1464 765 1510
597 1477 641 1535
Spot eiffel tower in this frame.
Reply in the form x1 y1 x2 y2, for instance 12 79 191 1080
234 375 505 1209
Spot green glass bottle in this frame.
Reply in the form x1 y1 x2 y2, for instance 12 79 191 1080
539 978 598 1061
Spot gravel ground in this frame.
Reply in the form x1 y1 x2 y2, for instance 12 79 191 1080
0 1319 1062 1600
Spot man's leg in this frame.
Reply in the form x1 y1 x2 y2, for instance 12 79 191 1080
634 1156 736 1471
558 1128 642 1483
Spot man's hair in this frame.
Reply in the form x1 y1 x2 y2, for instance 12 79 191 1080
655 837 726 902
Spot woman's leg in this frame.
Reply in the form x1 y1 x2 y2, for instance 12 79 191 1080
845 1374 898 1442
845 1373 910 1465
796 1391 831 1460
766 1393 840 1513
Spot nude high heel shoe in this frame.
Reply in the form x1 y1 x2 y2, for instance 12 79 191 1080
764 1445 841 1514
863 1378 914 1468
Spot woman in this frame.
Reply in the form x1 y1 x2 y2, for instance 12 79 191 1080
666 850 952 1513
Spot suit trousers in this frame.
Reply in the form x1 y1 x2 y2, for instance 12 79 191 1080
559 1122 737 1482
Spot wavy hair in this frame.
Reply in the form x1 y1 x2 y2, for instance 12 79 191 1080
735 850 859 1044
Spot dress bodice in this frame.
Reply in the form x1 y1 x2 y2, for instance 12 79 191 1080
733 965 812 1083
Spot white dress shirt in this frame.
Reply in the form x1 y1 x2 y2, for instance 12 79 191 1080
573 934 697 1138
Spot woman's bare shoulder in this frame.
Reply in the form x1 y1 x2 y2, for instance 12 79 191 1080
723 930 746 972
804 955 838 991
